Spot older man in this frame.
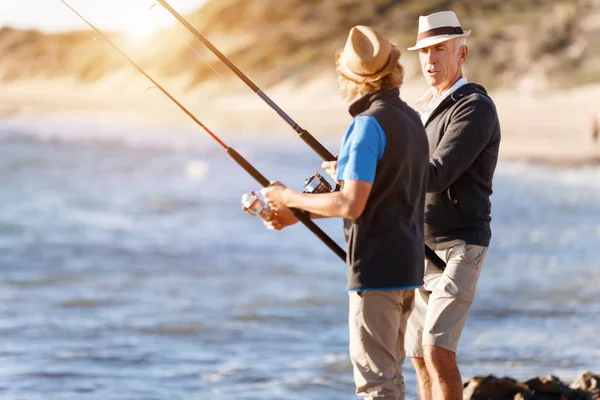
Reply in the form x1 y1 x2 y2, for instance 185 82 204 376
404 11 501 400
259 26 429 399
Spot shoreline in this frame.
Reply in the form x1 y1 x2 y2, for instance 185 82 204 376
2 78 600 169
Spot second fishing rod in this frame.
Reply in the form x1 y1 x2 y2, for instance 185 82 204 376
157 0 447 270
58 0 346 263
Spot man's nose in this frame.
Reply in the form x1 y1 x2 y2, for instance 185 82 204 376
426 51 437 64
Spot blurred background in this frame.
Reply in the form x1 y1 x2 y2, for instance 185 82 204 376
0 1 599 399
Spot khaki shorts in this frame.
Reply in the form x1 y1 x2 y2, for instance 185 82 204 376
349 290 415 400
405 243 487 357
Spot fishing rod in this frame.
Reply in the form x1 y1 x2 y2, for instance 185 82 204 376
156 0 335 164
59 0 346 262
156 0 447 270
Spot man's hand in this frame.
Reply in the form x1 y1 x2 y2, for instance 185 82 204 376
261 181 290 211
263 208 299 231
241 201 298 231
321 154 340 184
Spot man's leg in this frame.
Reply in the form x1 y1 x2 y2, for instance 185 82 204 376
423 345 462 400
411 357 432 400
348 290 406 400
395 290 415 398
405 261 436 400
421 244 487 400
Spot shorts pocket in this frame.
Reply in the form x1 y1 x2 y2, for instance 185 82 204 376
432 273 461 297
434 245 482 301
463 245 488 268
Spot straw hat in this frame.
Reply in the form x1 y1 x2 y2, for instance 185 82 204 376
336 25 401 83
407 11 471 51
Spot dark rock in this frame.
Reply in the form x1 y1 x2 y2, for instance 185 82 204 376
463 375 528 400
524 375 565 394
521 375 591 399
463 373 599 400
560 390 594 400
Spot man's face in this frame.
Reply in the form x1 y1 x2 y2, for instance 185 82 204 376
419 39 466 90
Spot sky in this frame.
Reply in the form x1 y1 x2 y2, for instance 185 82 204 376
1 0 206 37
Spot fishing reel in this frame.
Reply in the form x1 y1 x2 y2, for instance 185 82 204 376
241 172 333 220
303 172 333 194
241 191 272 221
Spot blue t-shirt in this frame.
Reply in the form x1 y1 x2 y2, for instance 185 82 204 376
336 116 387 184
336 115 421 293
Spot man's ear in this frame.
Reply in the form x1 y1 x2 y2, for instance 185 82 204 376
460 45 468 63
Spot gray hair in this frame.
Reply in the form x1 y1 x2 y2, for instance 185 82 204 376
454 37 467 54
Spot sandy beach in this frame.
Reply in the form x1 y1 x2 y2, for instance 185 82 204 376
1 75 599 167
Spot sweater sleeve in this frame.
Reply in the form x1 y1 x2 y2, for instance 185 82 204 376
427 96 498 193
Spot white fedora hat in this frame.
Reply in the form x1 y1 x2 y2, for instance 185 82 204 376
336 25 401 83
407 11 471 51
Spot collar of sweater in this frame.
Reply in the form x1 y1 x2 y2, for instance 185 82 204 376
422 82 490 126
414 77 468 118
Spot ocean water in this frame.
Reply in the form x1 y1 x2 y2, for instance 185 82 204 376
0 117 599 400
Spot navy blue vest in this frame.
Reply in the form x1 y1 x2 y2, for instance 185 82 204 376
343 88 429 290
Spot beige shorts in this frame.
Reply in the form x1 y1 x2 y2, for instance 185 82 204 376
405 243 487 357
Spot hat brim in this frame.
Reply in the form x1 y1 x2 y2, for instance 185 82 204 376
336 45 401 84
407 30 471 51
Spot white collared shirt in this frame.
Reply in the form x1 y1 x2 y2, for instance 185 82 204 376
414 77 468 125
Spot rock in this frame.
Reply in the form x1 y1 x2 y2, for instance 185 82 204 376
513 393 531 400
463 373 600 400
463 375 528 400
521 375 591 399
561 390 594 400
524 375 565 394
571 372 600 392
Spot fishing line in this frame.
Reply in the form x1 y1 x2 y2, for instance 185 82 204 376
58 0 347 262
186 43 224 80
146 3 326 195
156 0 447 269
145 2 225 80
155 0 337 162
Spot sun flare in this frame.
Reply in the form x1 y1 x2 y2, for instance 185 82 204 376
127 20 158 41
124 11 173 43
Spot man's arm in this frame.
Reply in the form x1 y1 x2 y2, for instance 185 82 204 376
308 212 329 219
262 179 371 221
263 115 383 225
283 179 372 219
260 182 359 231
427 97 498 193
